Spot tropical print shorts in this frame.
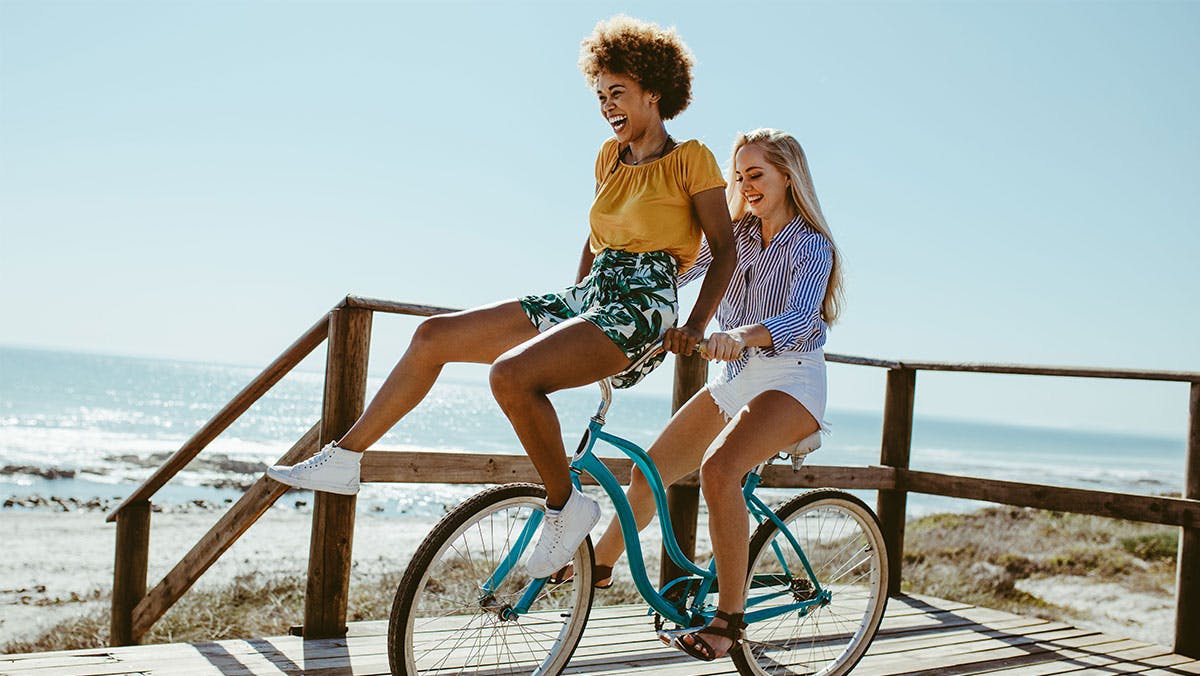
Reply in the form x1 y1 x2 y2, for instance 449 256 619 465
519 249 678 389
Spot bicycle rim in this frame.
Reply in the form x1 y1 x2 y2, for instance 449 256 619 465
389 483 595 675
734 489 888 676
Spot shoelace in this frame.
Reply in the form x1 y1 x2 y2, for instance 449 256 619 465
543 514 566 546
297 450 332 469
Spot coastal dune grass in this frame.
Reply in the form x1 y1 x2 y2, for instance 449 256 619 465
2 506 1178 654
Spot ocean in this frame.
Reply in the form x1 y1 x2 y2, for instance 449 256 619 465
0 346 1187 519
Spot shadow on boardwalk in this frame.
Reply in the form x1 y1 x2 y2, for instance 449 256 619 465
3 593 1197 675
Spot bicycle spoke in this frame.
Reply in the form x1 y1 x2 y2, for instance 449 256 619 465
740 492 887 676
392 485 592 675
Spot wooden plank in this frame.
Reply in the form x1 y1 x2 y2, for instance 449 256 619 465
895 360 1200 383
773 351 1200 383
903 469 1200 528
1177 380 1200 657
986 641 1184 675
942 639 1171 675
305 307 371 639
107 314 328 522
341 295 456 317
129 424 321 639
362 449 895 492
855 627 1108 675
826 352 904 369
360 450 637 485
109 500 150 646
878 367 916 596
869 617 1059 653
10 595 1200 675
757 463 897 489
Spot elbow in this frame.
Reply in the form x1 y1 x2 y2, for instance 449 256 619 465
709 241 737 267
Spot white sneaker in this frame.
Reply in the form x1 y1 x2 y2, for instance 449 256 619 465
526 488 601 579
267 443 362 495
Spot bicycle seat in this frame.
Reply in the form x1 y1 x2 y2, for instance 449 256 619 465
780 430 822 470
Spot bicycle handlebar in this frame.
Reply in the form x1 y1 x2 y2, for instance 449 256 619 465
593 333 746 422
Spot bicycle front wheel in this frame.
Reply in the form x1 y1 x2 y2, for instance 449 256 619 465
388 483 595 675
733 489 888 676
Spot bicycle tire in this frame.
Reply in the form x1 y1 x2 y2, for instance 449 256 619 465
388 482 595 675
732 488 888 676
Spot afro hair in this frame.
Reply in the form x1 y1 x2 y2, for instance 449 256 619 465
579 16 696 121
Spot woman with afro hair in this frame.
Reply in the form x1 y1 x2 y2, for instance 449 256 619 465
268 16 735 580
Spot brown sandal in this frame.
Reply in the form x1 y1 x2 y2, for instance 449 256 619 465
547 562 614 589
674 610 745 662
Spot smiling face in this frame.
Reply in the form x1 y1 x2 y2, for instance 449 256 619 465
596 71 661 143
735 143 793 221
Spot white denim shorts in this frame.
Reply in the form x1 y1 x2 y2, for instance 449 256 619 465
707 348 829 462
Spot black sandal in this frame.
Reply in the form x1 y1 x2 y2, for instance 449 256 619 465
673 610 745 662
547 562 614 589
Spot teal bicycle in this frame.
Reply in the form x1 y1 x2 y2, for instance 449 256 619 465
389 347 889 675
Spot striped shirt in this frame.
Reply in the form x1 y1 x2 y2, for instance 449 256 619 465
679 213 833 379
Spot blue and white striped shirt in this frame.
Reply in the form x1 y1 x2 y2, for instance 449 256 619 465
679 214 833 379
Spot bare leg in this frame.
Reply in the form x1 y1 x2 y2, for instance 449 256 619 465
591 389 728 579
337 300 538 452
489 318 632 507
685 390 819 658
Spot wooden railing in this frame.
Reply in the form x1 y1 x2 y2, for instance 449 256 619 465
108 295 1200 657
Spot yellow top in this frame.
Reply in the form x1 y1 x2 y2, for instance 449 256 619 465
589 138 726 274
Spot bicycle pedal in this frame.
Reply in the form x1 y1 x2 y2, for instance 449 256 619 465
655 627 694 646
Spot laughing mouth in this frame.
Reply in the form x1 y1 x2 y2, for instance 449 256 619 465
607 115 627 132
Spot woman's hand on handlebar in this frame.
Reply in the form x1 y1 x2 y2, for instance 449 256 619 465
699 331 746 362
663 325 704 356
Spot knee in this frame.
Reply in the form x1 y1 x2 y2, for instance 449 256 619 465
410 316 451 359
699 448 738 498
489 354 530 407
627 468 650 499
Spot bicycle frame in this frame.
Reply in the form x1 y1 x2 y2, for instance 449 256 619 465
489 396 831 628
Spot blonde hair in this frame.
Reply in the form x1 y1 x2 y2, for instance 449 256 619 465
727 128 845 324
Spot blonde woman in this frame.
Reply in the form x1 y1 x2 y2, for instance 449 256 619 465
552 128 843 662
267 16 735 580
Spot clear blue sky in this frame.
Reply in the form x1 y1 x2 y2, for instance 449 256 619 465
2 1 1197 437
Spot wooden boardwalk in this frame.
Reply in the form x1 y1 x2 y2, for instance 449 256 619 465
3 594 1196 675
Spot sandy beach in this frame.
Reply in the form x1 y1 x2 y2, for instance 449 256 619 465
2 506 435 647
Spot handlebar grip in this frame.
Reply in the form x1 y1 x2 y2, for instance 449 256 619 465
695 335 744 361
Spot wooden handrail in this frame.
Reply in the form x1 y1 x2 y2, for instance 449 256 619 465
891 360 1200 383
341 295 456 316
823 353 1200 382
106 315 329 522
131 424 321 638
360 451 900 490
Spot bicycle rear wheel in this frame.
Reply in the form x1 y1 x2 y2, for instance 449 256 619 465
389 483 595 675
733 489 888 676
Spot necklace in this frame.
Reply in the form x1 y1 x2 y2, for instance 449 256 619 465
613 134 674 173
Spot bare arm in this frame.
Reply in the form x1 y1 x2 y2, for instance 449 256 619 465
663 186 735 356
576 181 602 284
576 239 596 284
703 323 772 362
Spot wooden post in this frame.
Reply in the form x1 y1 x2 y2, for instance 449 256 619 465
877 368 915 596
660 351 707 588
110 500 150 646
303 307 372 638
1176 382 1200 657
